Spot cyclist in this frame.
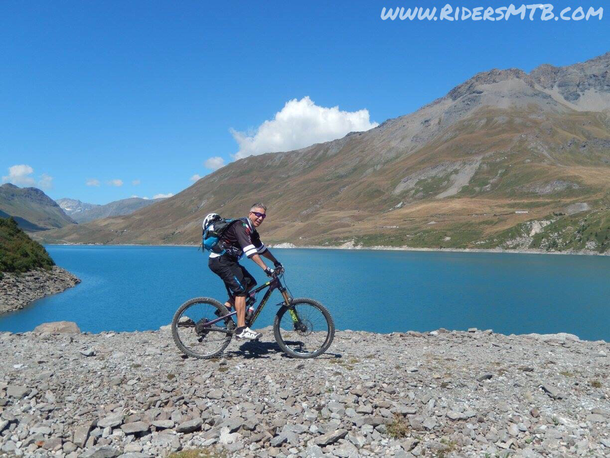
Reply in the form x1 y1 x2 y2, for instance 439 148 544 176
208 203 282 340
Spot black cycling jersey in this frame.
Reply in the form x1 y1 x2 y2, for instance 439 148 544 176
214 217 267 260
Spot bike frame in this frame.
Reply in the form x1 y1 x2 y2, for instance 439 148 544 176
204 273 293 330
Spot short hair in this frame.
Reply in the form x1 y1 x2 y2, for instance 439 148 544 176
250 203 267 212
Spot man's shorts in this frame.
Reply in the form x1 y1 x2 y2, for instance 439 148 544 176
209 256 257 298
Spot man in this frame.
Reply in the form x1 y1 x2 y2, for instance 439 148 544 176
208 203 282 340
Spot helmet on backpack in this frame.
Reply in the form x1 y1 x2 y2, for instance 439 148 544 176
203 213 220 230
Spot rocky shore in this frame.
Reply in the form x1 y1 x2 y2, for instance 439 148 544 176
0 267 81 314
0 327 608 457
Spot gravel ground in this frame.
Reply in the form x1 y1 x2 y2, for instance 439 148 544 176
0 326 608 457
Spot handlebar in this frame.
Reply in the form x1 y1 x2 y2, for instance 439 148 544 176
273 266 285 277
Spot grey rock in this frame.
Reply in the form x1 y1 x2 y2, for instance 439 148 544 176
31 425 53 435
447 411 476 421
80 348 96 357
219 417 243 433
334 441 360 457
42 437 63 450
176 418 202 433
208 389 223 399
356 404 373 414
423 417 437 430
121 421 149 435
151 420 174 429
74 422 94 448
395 405 418 416
1 441 16 453
118 454 152 458
409 415 425 430
508 424 520 436
270 434 287 447
6 385 30 399
306 444 325 458
98 414 124 429
314 428 348 446
81 446 120 458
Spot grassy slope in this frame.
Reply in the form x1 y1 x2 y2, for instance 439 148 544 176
0 217 55 278
36 108 610 253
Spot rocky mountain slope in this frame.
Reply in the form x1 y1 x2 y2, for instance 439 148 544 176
0 327 608 457
57 197 164 224
0 185 75 232
0 217 80 313
39 53 610 253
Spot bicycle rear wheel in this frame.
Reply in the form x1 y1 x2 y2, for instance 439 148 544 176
171 297 234 359
273 298 335 358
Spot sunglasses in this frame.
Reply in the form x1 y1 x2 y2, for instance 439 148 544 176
251 211 266 220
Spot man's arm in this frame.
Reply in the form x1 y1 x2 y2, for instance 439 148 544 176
249 253 269 271
261 249 280 266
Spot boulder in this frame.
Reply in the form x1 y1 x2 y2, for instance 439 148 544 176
33 321 81 334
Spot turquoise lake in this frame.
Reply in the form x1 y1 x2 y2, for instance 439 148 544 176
1 246 609 340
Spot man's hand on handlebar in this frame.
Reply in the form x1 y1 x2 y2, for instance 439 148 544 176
265 265 284 277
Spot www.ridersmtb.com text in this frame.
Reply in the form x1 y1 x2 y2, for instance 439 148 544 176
381 4 603 21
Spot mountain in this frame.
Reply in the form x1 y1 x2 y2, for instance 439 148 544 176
55 199 99 221
39 53 610 253
0 184 75 232
57 197 163 224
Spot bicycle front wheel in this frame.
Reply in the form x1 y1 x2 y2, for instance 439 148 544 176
171 297 234 359
273 298 335 358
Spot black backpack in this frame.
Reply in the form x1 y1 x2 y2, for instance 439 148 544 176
201 214 240 253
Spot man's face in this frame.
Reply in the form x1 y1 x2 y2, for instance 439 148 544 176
248 207 266 227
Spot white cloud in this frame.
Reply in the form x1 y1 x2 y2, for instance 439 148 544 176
153 193 173 199
107 179 123 187
204 157 225 171
190 174 202 182
132 179 141 186
2 165 36 186
231 96 378 160
2 165 53 189
86 179 100 187
38 174 53 190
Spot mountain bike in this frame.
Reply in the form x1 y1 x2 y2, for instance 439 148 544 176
171 268 335 359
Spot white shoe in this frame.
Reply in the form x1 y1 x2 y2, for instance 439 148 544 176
235 327 261 340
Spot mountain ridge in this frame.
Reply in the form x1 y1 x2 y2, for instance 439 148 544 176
57 197 164 224
38 52 610 253
0 184 75 232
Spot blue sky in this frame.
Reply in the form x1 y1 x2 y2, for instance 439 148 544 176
0 0 607 204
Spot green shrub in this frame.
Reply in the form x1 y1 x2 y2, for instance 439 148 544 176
0 217 54 278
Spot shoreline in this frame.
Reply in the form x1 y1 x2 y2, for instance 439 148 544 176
0 266 81 315
45 242 610 257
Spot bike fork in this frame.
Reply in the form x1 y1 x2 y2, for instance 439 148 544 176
281 290 303 329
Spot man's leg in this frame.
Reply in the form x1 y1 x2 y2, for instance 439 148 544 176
234 295 247 328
